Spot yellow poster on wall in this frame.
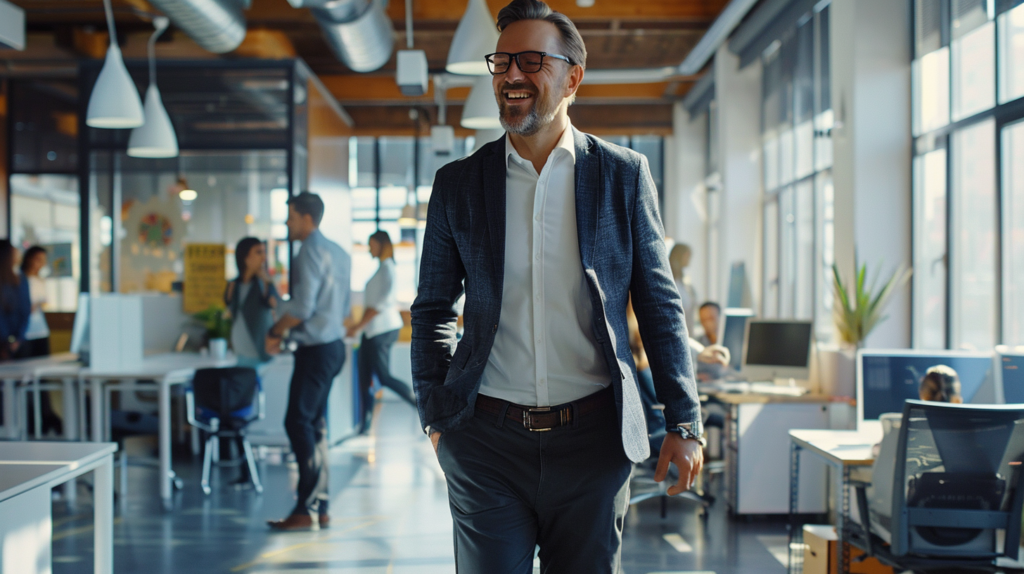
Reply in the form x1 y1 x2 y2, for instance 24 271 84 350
183 243 226 314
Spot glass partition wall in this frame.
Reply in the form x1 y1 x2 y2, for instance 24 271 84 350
72 60 350 299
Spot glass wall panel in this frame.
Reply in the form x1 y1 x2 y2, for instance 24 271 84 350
795 180 815 320
815 172 835 341
914 48 951 134
913 148 949 349
10 175 80 311
951 119 997 350
998 4 1024 103
952 21 996 121
779 187 796 318
1003 119 1024 345
763 198 780 318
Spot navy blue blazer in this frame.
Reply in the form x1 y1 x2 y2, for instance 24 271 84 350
410 128 700 462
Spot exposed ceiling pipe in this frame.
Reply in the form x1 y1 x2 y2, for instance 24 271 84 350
289 0 394 73
147 0 246 54
676 0 760 75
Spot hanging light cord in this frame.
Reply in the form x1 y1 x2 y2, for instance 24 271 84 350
102 0 116 40
148 17 169 87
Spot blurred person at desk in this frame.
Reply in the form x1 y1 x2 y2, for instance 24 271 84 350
346 230 416 434
696 302 726 382
225 237 279 369
265 192 351 532
0 240 31 361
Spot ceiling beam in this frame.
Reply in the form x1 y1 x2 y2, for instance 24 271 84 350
386 0 729 23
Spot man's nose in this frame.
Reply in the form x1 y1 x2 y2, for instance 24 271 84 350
503 57 527 82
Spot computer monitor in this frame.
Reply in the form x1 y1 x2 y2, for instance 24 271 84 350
741 320 814 381
719 308 754 373
996 349 1024 404
856 349 994 425
69 293 89 359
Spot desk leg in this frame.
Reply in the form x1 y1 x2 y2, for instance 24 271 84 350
94 454 114 574
788 441 802 574
835 463 850 574
1 379 16 439
62 378 79 506
31 376 42 438
91 378 104 443
159 378 172 509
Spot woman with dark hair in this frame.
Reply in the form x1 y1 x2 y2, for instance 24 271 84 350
21 246 50 358
919 365 963 404
225 237 278 368
347 230 415 433
0 240 31 361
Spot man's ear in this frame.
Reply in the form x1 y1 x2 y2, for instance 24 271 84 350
564 65 584 99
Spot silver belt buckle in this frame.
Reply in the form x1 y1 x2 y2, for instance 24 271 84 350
523 406 552 432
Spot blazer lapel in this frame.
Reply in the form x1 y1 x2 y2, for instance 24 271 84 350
573 128 599 270
482 139 507 286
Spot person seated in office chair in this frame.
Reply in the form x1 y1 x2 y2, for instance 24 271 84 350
696 302 726 382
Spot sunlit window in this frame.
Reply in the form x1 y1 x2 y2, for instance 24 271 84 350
912 148 948 349
1003 119 1024 346
998 3 1024 103
952 21 996 121
914 48 951 135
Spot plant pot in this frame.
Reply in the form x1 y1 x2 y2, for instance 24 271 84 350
209 337 228 360
817 344 857 399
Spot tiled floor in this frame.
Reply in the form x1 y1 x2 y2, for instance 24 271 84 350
50 397 793 573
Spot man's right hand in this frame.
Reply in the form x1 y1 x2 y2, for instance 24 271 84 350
430 431 441 455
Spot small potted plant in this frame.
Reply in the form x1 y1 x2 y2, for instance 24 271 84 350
193 304 231 359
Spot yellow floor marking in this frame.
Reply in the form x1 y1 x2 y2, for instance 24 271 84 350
230 518 382 572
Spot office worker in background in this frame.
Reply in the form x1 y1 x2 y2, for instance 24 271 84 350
265 192 351 531
20 245 63 435
346 230 416 434
919 365 962 404
225 237 279 369
669 243 698 335
0 240 30 362
411 1 703 570
696 302 726 381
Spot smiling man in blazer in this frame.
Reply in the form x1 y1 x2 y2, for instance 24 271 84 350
410 0 703 571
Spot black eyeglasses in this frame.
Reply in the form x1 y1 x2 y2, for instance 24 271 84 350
484 51 574 75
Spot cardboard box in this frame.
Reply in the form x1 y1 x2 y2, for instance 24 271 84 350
803 524 894 574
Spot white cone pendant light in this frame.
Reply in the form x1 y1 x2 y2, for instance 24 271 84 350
129 18 178 158
86 0 143 129
128 85 178 157
446 0 500 75
461 76 502 129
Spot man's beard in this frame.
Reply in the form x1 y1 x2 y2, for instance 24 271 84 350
497 84 558 136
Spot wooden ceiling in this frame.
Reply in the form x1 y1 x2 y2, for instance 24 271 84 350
4 0 726 134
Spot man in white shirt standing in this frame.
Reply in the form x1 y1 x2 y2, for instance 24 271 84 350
411 1 703 571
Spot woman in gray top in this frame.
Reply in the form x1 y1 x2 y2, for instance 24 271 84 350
225 237 279 368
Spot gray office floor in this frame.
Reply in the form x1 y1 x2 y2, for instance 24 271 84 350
49 398 796 574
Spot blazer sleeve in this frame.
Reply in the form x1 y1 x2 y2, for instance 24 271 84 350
409 168 467 431
628 155 702 429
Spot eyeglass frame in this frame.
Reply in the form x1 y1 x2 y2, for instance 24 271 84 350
483 51 575 75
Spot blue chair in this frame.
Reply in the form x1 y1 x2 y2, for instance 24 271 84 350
851 400 1024 572
185 367 265 495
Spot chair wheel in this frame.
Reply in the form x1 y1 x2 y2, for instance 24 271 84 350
173 478 185 490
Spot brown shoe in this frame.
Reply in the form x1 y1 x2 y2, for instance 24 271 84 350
267 513 318 531
319 514 329 528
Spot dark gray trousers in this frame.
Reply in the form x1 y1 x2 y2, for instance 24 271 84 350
436 390 632 574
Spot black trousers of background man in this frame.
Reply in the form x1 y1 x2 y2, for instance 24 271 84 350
437 388 633 574
358 329 416 431
284 339 345 516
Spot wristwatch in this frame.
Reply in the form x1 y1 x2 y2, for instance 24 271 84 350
672 420 706 446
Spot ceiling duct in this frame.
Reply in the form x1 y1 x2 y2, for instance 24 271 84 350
147 0 247 54
307 0 394 73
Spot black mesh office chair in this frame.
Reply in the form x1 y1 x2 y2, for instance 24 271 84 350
185 367 265 495
850 400 1024 572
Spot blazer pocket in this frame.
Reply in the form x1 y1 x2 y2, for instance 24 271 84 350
450 343 473 373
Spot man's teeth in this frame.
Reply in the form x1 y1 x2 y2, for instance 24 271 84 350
506 92 532 100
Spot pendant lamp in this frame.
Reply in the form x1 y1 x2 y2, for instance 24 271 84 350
446 0 500 75
128 17 178 158
461 76 502 129
86 0 144 129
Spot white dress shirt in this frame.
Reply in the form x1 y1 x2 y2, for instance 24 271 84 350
363 258 404 339
478 124 611 407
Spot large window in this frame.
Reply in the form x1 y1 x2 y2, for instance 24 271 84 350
759 4 833 337
911 0 1024 349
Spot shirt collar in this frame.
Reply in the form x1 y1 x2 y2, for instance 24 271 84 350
504 121 576 171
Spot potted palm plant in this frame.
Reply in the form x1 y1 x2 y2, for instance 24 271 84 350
193 304 231 359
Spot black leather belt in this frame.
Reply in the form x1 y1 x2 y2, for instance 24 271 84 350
475 388 613 432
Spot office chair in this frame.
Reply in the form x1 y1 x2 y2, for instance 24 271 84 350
849 400 1024 573
185 367 265 495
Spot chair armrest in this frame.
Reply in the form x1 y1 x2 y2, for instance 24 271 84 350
852 481 876 558
185 387 216 433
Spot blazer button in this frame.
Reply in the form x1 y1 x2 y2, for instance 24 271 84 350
492 324 498 333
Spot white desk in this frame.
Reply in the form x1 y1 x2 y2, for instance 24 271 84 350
0 353 79 440
77 353 235 508
0 441 117 574
787 427 882 574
